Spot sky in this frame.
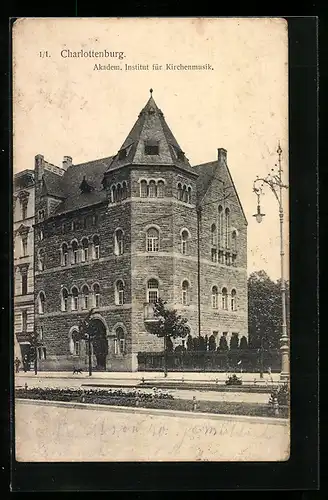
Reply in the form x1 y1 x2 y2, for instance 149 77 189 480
13 17 289 281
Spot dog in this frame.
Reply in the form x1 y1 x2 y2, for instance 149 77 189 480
73 367 83 374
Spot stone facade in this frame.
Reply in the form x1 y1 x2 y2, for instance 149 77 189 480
33 93 248 371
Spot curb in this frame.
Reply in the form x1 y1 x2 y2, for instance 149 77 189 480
16 398 289 426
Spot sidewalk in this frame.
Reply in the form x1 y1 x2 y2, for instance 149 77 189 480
15 370 281 384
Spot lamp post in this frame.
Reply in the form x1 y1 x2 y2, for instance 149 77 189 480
253 142 289 382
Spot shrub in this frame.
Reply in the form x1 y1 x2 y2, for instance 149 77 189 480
225 374 242 386
269 383 289 406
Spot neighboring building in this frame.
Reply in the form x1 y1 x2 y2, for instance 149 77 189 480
13 170 35 363
33 92 248 371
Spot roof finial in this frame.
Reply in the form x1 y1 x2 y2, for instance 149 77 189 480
150 88 153 96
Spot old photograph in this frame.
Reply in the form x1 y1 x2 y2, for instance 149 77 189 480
13 17 290 462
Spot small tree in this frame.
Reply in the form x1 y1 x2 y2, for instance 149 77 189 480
218 334 228 351
239 336 248 349
198 335 206 352
186 333 193 351
150 298 189 376
230 333 239 350
208 334 216 351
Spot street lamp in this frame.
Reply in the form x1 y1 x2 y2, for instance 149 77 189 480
253 142 289 382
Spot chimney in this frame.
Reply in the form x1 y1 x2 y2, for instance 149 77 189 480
62 156 73 170
35 154 45 181
217 148 227 164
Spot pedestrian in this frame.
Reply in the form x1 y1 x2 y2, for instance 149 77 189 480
23 354 28 372
14 356 21 373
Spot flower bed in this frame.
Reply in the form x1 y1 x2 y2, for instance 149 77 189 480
15 386 288 419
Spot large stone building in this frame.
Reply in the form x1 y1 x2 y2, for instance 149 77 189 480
33 91 248 371
13 169 35 363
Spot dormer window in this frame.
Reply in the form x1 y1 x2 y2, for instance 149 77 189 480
177 150 185 161
118 148 127 160
80 176 93 193
144 140 159 156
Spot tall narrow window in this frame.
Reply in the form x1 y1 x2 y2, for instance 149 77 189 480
21 273 28 295
93 283 100 307
38 210 45 221
92 235 100 260
187 187 192 203
37 249 45 271
157 180 164 198
147 228 159 252
221 287 228 310
115 280 124 305
81 238 89 262
117 184 122 202
111 185 116 203
21 236 28 257
148 180 156 198
122 181 127 199
218 205 223 247
182 185 187 202
211 248 217 262
140 180 148 198
231 289 236 311
212 286 218 309
177 183 183 201
225 208 230 248
38 291 46 314
115 327 125 355
71 287 79 311
211 223 217 246
231 230 237 253
61 288 69 312
181 230 189 255
114 229 124 256
71 241 78 264
22 310 27 332
147 279 159 303
82 285 89 310
21 202 27 220
61 243 68 266
182 280 189 306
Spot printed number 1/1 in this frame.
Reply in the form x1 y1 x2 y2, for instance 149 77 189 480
39 51 50 58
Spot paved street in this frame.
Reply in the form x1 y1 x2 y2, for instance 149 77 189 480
15 400 289 462
15 371 277 404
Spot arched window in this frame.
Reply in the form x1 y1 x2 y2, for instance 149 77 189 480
212 286 218 309
61 243 68 266
231 230 237 252
146 227 159 252
61 288 69 312
115 280 124 305
182 185 187 202
117 184 122 202
92 235 100 260
225 208 230 248
218 205 223 247
114 229 124 255
147 279 159 303
111 185 116 203
221 287 228 310
148 180 156 198
114 326 125 355
177 183 183 201
187 187 192 203
81 238 89 262
140 180 148 198
181 230 189 255
93 283 100 307
231 289 236 311
71 240 78 264
122 181 127 199
82 285 89 310
69 329 80 356
37 249 45 271
156 180 164 198
211 223 217 246
38 291 46 314
182 280 189 305
71 286 79 311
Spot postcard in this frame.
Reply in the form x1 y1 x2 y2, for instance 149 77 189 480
13 17 290 462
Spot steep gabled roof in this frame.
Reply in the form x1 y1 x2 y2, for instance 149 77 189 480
42 170 66 198
44 156 113 217
106 91 197 176
194 158 248 225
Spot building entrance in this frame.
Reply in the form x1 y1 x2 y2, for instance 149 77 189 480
89 318 108 371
